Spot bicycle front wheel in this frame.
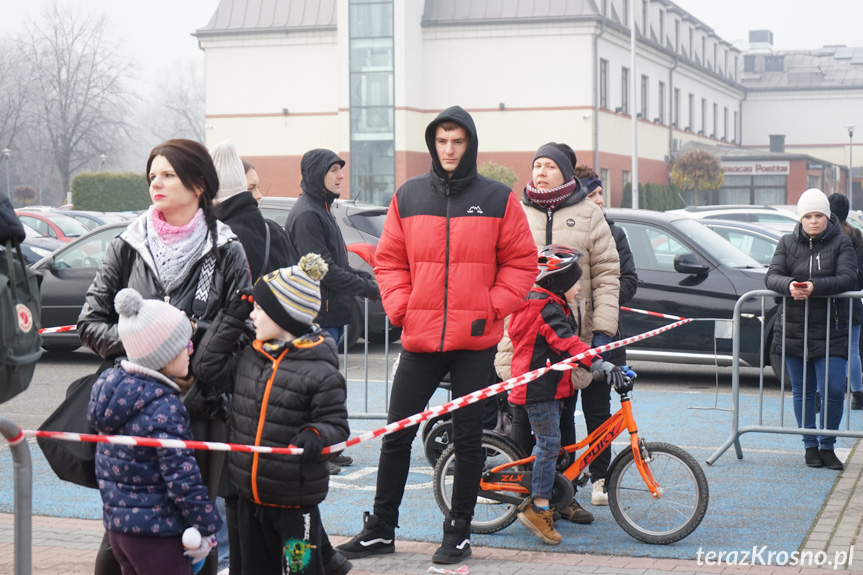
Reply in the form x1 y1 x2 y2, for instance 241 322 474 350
432 432 526 534
607 442 708 544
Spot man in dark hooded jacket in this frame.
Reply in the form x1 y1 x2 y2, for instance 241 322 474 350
285 148 381 340
337 106 536 564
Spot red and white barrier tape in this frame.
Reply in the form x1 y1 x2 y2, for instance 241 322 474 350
38 325 76 334
23 316 691 455
621 307 687 321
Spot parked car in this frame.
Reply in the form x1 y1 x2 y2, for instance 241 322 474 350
699 220 784 266
15 210 91 243
259 196 396 347
668 205 797 233
20 223 66 264
60 210 132 231
31 222 130 351
606 209 780 373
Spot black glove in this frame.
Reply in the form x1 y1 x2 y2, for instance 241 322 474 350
291 429 323 463
226 291 254 322
355 269 374 281
365 281 381 303
590 359 625 390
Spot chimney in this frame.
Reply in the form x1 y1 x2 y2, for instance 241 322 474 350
748 30 774 54
769 134 786 153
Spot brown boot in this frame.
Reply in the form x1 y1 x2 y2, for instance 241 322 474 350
517 503 562 545
558 498 594 524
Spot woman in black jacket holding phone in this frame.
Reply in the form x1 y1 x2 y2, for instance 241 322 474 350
765 188 857 471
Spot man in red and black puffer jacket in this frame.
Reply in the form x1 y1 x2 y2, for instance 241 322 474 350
337 105 537 565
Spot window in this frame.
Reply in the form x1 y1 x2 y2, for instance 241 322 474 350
658 81 665 123
601 0 608 16
622 170 631 195
622 0 629 26
622 67 630 114
733 110 738 142
808 175 821 189
600 59 609 109
689 28 693 58
723 107 728 140
673 88 680 126
734 55 739 81
701 35 706 65
688 93 694 130
640 75 649 118
642 0 648 34
674 20 680 51
744 55 756 72
659 10 665 43
723 48 728 75
601 168 611 204
701 98 707 134
712 103 718 137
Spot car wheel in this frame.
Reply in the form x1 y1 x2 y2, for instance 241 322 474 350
41 342 82 354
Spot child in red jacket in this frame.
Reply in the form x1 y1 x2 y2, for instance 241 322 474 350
507 245 624 545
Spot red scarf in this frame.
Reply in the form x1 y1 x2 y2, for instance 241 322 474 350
524 178 579 211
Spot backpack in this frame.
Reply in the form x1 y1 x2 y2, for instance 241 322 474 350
0 199 43 404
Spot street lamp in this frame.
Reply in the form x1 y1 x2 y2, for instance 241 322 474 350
99 154 107 171
848 125 856 211
2 148 9 201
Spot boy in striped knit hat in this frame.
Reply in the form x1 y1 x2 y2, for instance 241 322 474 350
193 253 352 575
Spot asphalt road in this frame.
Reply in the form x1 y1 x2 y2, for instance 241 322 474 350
0 340 784 432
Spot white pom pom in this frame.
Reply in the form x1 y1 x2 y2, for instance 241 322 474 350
182 527 202 550
114 288 144 317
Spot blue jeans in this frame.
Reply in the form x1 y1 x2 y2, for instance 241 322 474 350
851 325 862 393
216 497 229 570
785 355 847 449
322 326 344 346
523 400 562 501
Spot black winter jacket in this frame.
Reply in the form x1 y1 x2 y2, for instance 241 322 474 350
765 216 857 358
78 214 253 375
215 191 291 282
285 149 377 327
607 214 638 365
192 311 349 507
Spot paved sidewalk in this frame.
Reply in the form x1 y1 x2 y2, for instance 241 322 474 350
2 443 862 574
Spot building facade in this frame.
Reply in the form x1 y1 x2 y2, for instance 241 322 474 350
195 0 860 208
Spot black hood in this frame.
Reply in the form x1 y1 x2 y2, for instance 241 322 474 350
300 148 345 203
424 106 478 185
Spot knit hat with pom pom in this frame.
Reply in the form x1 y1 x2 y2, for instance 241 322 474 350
253 253 329 335
114 288 193 371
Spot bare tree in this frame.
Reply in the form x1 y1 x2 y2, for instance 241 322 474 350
144 60 207 144
0 39 31 150
18 3 133 201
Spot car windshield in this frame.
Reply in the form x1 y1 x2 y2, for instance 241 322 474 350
673 218 763 268
48 214 90 238
346 210 387 238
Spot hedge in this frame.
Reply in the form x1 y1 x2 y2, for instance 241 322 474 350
621 182 686 211
71 172 150 211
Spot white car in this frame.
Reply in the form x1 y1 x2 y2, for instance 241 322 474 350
668 205 797 233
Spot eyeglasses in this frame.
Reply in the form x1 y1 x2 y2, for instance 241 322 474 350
186 340 194 355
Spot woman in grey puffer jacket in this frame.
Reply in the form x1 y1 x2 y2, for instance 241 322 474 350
765 189 856 471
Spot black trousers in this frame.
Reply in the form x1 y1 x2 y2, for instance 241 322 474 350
373 347 496 527
510 381 612 488
237 497 332 575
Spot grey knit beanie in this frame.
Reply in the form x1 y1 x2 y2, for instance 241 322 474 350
253 253 329 335
115 288 193 371
210 139 248 201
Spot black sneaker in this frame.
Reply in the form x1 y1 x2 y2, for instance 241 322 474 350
431 516 471 564
322 551 352 575
332 453 353 467
335 512 395 559
328 461 342 475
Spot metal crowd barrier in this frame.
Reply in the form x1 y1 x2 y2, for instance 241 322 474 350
0 416 32 575
707 289 863 465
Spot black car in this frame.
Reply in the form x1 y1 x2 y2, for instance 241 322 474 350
259 197 396 347
606 209 779 372
699 219 783 266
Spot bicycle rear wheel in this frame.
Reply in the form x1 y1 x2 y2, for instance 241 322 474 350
432 432 526 534
607 442 708 544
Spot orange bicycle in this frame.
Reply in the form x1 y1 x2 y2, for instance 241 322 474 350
431 372 709 544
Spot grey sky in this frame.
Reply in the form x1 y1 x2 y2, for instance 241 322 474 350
673 0 863 51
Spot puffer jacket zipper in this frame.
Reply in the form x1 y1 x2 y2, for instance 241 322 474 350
440 183 452 351
250 346 290 505
546 209 554 244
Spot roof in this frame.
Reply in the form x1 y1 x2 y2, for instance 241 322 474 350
194 0 337 37
741 48 863 90
421 0 597 25
676 141 833 165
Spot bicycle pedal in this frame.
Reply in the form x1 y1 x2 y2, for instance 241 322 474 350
575 473 590 488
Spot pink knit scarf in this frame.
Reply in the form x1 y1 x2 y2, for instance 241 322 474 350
149 208 204 245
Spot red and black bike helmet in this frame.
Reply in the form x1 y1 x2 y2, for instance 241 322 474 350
536 244 584 294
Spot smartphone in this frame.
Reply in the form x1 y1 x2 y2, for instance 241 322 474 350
792 282 808 288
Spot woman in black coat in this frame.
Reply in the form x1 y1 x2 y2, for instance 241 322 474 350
78 139 253 575
765 189 857 471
